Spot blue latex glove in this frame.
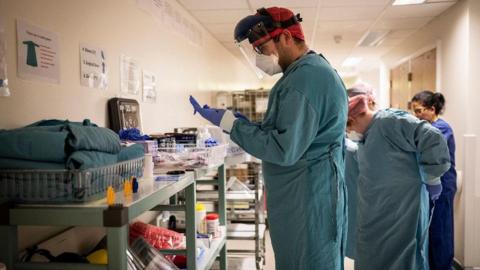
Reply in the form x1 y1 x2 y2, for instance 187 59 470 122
426 184 442 201
202 104 249 122
119 128 150 141
233 111 249 121
189 96 225 126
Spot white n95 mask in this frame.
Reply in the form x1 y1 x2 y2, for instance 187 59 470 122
255 53 282 76
347 131 364 142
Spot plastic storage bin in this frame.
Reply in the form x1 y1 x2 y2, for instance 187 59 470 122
155 144 227 169
0 157 144 203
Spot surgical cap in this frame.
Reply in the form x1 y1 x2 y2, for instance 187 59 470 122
262 7 305 41
348 95 369 119
347 82 376 102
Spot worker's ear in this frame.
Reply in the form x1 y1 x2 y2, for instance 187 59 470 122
281 29 293 46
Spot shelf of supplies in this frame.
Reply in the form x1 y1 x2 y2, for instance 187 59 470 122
8 173 195 227
197 191 256 201
197 228 227 270
225 153 250 166
227 224 266 240
13 262 107 270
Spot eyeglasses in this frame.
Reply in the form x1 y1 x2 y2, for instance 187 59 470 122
412 106 428 115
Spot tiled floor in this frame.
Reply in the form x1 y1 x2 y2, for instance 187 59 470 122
263 231 354 270
223 230 355 270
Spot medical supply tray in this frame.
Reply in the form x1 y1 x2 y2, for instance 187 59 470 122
155 144 228 169
0 157 144 203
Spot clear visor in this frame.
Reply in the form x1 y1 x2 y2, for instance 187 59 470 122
234 21 274 79
235 39 264 79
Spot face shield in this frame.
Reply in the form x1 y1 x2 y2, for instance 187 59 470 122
234 20 279 78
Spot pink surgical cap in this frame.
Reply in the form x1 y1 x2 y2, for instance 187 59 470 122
348 95 369 119
347 82 376 102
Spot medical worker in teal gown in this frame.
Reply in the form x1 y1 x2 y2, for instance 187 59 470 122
347 95 450 270
344 83 377 260
189 7 348 270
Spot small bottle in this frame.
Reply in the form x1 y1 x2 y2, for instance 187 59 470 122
196 127 212 148
195 203 207 234
206 213 220 238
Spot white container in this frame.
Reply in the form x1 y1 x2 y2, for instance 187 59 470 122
143 153 154 178
195 203 207 234
206 213 220 238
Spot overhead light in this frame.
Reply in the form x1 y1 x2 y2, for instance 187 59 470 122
357 30 390 47
392 0 426 5
342 57 363 67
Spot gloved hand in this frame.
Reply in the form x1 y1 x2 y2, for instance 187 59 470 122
233 111 249 121
426 184 442 201
189 96 225 126
199 102 249 122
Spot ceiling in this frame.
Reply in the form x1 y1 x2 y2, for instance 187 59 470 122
178 0 457 76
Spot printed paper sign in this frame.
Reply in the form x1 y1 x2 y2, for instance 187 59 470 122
16 19 60 83
142 70 157 103
80 44 108 89
120 54 141 95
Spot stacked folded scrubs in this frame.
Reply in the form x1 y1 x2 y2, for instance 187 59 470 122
0 119 145 170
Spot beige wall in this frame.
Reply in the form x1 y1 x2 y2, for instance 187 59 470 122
0 0 260 251
0 0 260 133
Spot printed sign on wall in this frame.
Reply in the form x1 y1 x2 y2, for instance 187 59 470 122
80 44 108 89
120 54 141 95
142 70 157 103
16 19 60 83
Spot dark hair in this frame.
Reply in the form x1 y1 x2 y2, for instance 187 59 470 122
411 90 445 115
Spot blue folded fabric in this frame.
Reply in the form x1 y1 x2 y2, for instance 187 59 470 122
66 124 121 154
26 119 97 127
118 144 145 162
0 158 66 169
66 151 119 170
0 129 69 162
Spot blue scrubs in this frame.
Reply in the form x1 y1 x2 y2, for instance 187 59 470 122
355 109 450 270
344 139 359 260
429 118 456 270
230 53 348 270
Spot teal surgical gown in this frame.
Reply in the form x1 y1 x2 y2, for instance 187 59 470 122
230 53 348 270
344 139 359 260
355 109 450 270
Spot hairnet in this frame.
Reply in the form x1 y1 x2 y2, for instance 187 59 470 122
348 95 369 119
262 7 304 41
347 82 376 102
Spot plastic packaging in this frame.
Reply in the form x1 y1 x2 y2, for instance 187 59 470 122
129 222 184 250
206 213 220 238
129 237 179 270
195 203 207 234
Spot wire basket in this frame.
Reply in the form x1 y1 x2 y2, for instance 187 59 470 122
155 144 227 169
0 157 144 203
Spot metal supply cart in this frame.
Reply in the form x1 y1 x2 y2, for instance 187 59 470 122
0 165 228 270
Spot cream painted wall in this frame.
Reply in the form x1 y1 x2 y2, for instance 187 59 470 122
0 0 261 251
382 1 469 169
0 0 260 133
464 0 480 267
381 1 480 266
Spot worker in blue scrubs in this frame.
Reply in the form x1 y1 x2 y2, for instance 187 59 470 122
347 95 450 270
344 83 377 260
189 7 348 270
411 91 457 270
